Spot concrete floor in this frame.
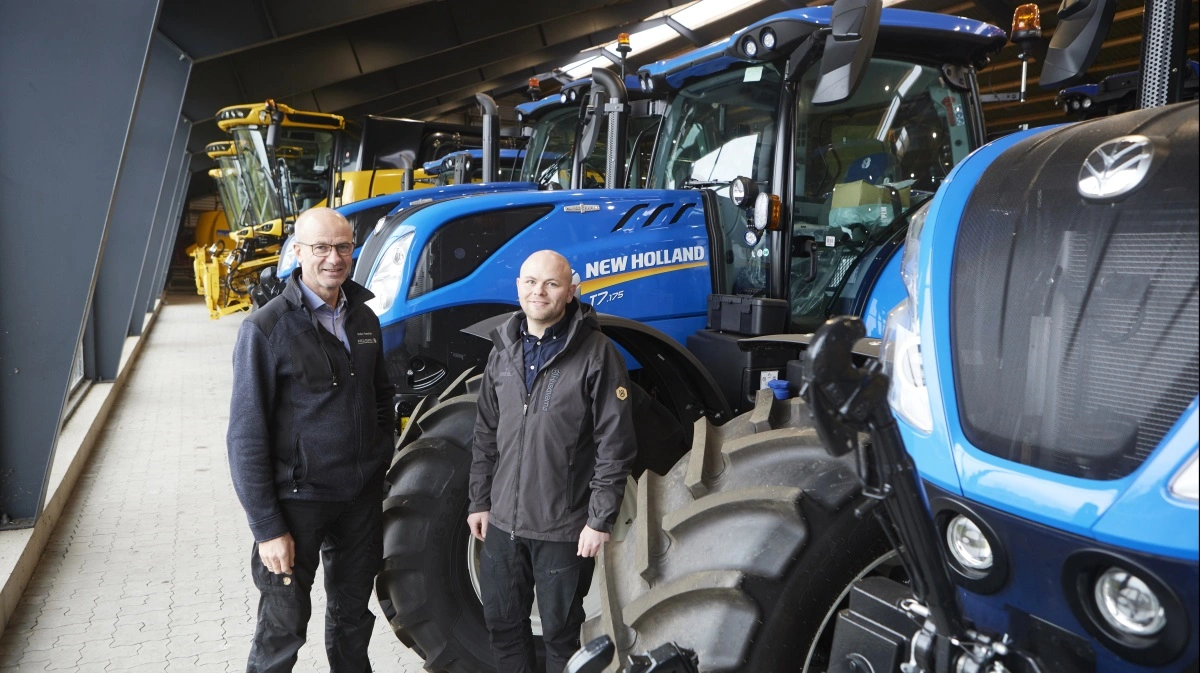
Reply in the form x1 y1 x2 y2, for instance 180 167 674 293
0 295 426 672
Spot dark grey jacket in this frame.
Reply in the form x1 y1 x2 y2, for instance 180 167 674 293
469 301 636 542
227 271 395 542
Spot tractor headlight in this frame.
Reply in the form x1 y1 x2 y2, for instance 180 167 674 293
277 235 297 274
1169 452 1198 502
880 202 933 432
1094 568 1167 637
946 515 993 570
365 232 414 316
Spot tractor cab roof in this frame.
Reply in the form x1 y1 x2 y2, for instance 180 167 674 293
640 6 1007 92
515 73 644 120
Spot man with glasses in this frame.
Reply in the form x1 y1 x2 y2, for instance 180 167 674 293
227 207 395 672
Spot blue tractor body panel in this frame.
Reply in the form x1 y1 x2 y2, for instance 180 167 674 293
278 182 538 277
361 188 712 354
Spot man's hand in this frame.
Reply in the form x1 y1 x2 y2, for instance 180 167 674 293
259 533 295 575
467 511 489 541
577 525 609 557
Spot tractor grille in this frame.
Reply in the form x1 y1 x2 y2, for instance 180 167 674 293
950 103 1198 480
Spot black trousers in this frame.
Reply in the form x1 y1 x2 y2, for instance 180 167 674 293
479 525 595 673
246 489 381 673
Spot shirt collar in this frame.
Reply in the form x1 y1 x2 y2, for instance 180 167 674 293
520 301 576 341
297 276 346 313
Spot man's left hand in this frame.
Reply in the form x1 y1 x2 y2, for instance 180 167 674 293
577 525 609 557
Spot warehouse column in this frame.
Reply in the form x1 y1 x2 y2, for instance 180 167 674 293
91 34 192 380
131 119 191 326
0 1 163 526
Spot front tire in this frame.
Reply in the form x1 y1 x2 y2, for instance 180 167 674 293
583 390 894 672
375 370 495 673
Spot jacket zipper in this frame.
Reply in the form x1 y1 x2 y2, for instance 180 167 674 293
512 392 529 541
506 324 580 541
346 315 364 492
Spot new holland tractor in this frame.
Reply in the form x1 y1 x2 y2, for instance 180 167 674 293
360 5 1015 671
563 0 1199 672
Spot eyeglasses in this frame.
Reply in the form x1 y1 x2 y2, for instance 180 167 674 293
297 241 354 257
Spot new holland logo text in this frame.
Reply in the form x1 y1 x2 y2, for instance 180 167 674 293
1078 135 1156 201
563 203 600 213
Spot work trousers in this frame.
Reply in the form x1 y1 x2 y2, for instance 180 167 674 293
480 525 595 673
246 489 381 673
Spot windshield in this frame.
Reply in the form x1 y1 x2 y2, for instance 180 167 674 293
649 63 784 294
231 127 283 226
274 127 337 214
787 58 974 330
213 156 254 231
519 106 578 185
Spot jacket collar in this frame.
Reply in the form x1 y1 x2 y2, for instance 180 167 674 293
283 268 374 312
492 299 596 352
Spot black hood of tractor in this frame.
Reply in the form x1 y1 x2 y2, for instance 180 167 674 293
950 101 1198 480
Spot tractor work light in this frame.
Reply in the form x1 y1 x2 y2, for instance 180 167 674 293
730 176 758 208
760 28 777 50
946 515 993 570
751 192 779 230
742 36 758 58
1094 568 1167 637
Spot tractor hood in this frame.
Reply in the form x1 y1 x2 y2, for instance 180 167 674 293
353 187 712 330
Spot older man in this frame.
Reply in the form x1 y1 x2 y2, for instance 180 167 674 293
468 250 637 673
227 207 394 672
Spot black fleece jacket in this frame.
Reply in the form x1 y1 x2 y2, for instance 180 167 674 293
227 271 395 542
469 301 636 542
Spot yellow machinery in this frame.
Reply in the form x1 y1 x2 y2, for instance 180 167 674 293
202 101 347 318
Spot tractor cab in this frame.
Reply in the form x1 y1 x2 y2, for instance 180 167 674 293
643 8 1001 338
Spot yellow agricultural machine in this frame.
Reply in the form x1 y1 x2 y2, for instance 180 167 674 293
202 101 346 318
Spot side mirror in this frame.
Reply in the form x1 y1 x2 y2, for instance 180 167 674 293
1039 0 1116 88
812 0 882 105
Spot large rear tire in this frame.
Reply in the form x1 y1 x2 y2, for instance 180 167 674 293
375 369 495 673
582 390 894 672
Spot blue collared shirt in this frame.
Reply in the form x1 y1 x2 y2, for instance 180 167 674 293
520 303 575 393
298 278 350 352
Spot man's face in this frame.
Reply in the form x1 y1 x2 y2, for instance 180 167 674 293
294 215 353 295
517 253 575 326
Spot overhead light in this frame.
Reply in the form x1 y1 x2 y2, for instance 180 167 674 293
673 0 766 31
604 24 677 58
564 55 611 79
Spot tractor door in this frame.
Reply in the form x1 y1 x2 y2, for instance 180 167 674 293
786 57 978 333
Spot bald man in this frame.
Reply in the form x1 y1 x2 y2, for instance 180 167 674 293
468 250 636 673
227 207 395 672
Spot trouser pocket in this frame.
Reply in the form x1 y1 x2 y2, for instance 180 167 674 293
251 543 298 597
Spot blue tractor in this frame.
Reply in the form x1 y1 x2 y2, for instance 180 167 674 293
365 6 1013 671
565 0 1199 672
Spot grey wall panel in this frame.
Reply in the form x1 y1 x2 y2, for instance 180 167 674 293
0 0 162 524
92 33 192 381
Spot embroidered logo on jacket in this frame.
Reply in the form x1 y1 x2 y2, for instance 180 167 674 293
616 386 628 401
541 368 562 411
